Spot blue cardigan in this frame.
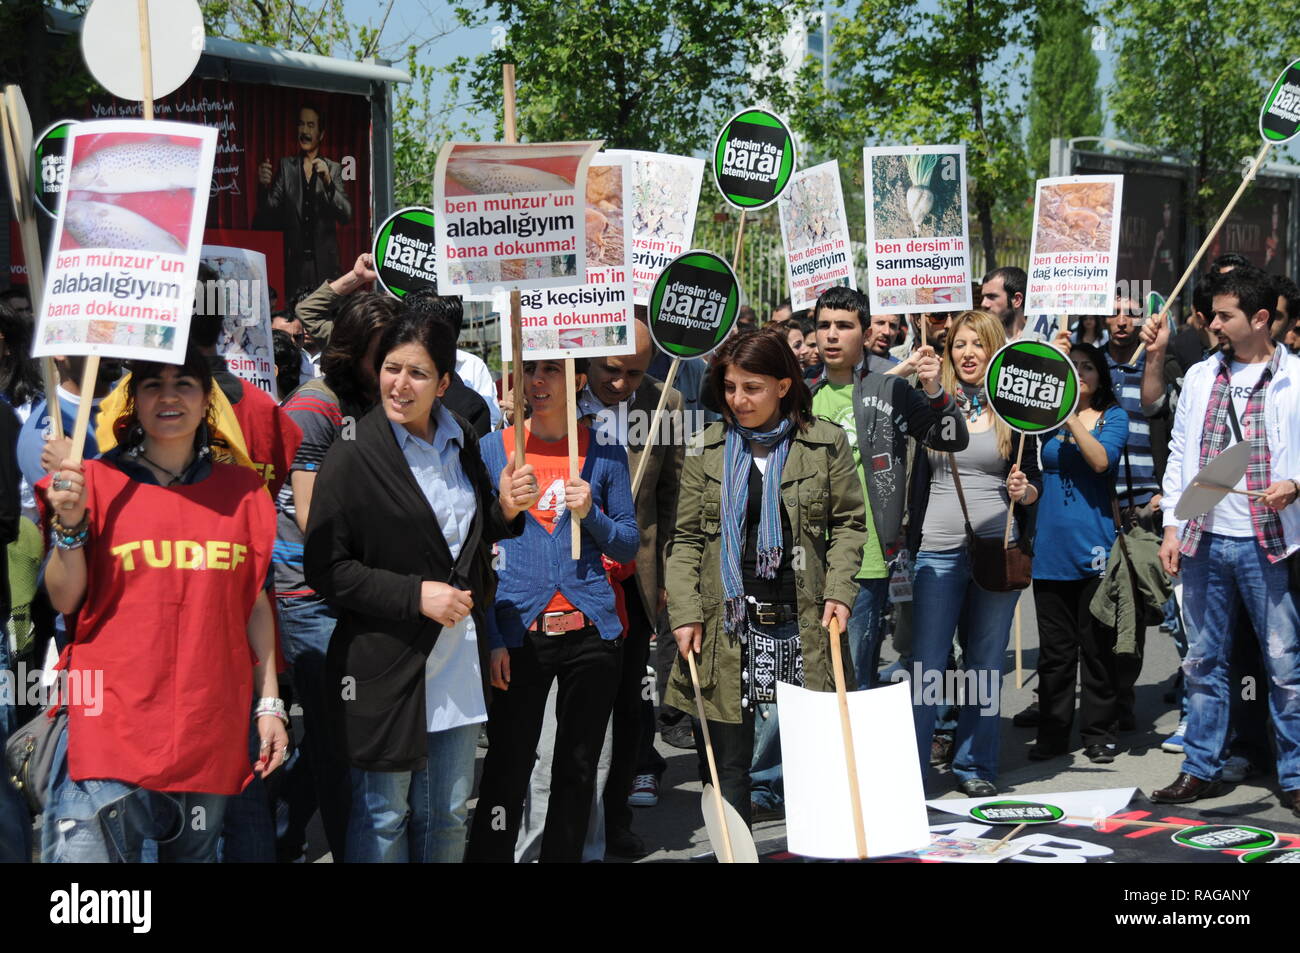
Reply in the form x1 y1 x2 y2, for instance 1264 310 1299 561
479 428 640 648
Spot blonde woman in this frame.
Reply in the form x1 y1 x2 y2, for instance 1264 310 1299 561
902 310 1042 796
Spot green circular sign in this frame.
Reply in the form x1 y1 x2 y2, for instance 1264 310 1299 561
372 206 437 298
647 249 741 359
712 108 796 210
33 119 78 219
968 800 1065 825
986 340 1079 434
1260 58 1300 145
1238 847 1300 863
1171 825 1278 852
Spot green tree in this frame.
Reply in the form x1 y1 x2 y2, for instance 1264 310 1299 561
778 0 1037 270
442 0 806 153
1105 0 1290 230
1025 2 1101 179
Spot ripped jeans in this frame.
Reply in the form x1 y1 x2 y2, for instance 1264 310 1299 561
41 728 228 863
1180 533 1300 789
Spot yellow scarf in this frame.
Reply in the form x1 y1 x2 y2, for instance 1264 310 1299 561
95 375 259 473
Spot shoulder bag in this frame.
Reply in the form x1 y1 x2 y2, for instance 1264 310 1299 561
949 452 1032 592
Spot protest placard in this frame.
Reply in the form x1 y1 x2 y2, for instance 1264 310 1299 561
779 679 929 859
202 244 276 399
33 119 218 363
432 140 602 296
1260 57 1300 144
605 149 705 306
985 339 1080 435
646 250 741 360
498 154 635 361
777 160 856 310
1025 175 1124 316
712 108 796 210
372 206 437 298
863 144 972 315
34 119 79 219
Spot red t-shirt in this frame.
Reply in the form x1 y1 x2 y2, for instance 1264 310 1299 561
230 382 302 497
502 425 589 614
40 460 276 795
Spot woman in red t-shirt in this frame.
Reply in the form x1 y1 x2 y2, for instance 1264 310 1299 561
40 345 287 863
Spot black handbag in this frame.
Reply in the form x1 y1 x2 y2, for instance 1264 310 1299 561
949 453 1032 592
5 705 66 816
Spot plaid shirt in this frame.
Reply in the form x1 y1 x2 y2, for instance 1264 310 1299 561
1180 345 1287 561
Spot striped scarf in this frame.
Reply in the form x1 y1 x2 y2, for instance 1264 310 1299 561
721 418 793 637
1182 347 1285 561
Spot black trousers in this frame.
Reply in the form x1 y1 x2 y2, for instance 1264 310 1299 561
466 625 622 863
604 578 656 833
691 709 756 830
1032 577 1120 749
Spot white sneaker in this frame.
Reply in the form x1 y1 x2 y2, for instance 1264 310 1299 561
1161 721 1186 753
627 773 659 807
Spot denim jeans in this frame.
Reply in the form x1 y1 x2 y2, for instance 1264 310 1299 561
277 594 349 859
220 716 277 862
1 635 32 862
749 703 782 810
910 547 1020 784
43 729 228 863
1179 534 1300 789
346 723 481 863
847 578 890 690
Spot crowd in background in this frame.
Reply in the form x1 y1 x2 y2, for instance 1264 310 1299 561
1 245 1298 863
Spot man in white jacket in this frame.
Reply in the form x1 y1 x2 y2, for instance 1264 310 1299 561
1143 265 1300 816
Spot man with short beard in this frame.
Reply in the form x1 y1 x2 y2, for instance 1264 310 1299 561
981 266 1029 340
574 319 682 857
1146 265 1300 815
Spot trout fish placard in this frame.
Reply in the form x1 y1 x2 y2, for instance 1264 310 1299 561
34 119 218 363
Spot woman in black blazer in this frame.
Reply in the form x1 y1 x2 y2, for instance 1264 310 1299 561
304 307 535 863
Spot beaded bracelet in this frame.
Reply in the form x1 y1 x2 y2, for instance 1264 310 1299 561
253 696 290 726
50 514 90 551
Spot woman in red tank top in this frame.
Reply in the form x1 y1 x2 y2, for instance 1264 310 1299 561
40 344 287 863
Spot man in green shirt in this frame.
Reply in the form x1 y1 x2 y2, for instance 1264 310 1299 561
807 286 960 687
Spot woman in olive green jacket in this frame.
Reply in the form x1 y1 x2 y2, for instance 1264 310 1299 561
664 327 867 826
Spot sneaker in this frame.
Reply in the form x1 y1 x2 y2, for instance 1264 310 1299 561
1221 755 1254 784
751 801 785 823
661 721 695 750
959 778 998 797
627 773 659 808
1084 743 1118 764
1161 721 1186 753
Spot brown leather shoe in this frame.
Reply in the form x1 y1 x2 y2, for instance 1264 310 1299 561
1284 790 1300 819
1151 773 1224 804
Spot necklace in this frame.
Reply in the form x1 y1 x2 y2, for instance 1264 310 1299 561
138 451 190 487
958 384 985 423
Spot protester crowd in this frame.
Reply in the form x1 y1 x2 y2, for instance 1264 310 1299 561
1 246 1298 864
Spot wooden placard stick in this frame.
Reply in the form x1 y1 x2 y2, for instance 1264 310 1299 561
0 91 62 439
1130 139 1274 366
74 0 156 463
565 360 581 558
687 652 736 863
502 64 526 468
1003 431 1026 548
629 356 678 498
634 204 748 497
828 617 868 859
986 821 1027 852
